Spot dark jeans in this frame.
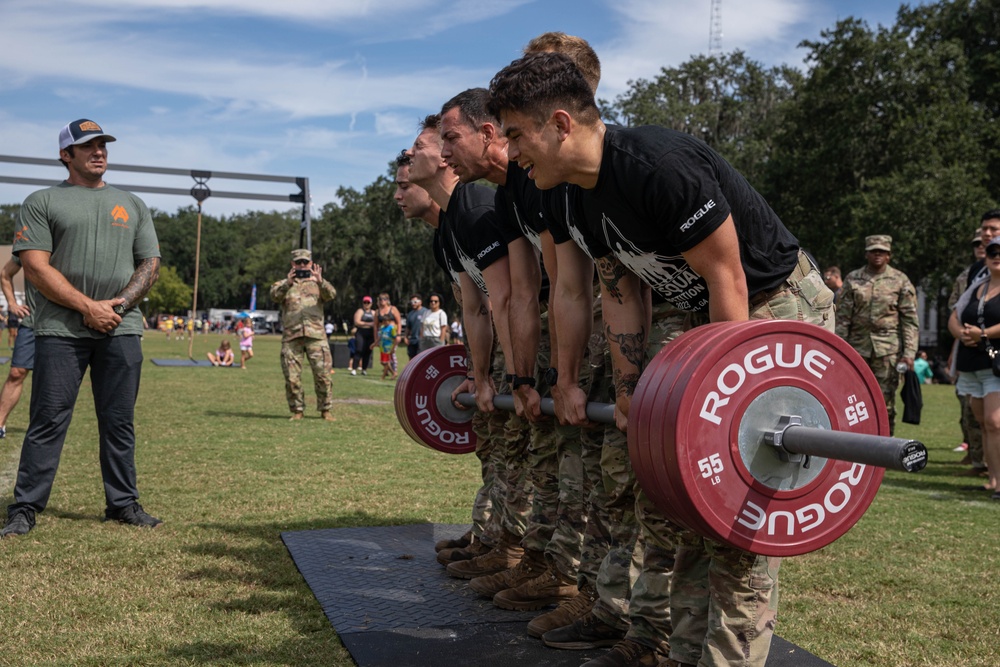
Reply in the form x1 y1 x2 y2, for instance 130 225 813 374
8 335 144 515
407 341 420 360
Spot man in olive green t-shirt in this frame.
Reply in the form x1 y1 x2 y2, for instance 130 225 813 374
1 119 162 538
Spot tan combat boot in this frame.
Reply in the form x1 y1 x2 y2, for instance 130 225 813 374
469 548 547 598
445 530 523 579
527 582 597 638
492 563 579 611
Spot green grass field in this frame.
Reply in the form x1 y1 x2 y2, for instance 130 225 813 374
0 333 997 666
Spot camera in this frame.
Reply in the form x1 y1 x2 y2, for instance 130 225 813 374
295 268 312 279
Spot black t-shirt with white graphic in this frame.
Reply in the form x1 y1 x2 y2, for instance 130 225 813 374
495 162 551 300
495 163 547 249
564 125 799 313
543 184 605 257
441 182 507 296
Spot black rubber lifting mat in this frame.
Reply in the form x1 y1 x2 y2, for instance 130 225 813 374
281 523 834 667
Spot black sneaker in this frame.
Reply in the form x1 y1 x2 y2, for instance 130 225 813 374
1 508 35 538
104 503 162 528
542 612 627 650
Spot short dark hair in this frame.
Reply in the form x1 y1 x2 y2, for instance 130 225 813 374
982 209 1000 223
395 150 411 167
440 88 497 130
428 292 443 304
487 52 600 126
420 114 441 132
523 32 601 93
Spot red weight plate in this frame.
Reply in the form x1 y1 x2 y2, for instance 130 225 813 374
643 323 746 534
671 321 887 555
630 323 738 533
394 346 476 454
394 353 423 443
661 320 886 556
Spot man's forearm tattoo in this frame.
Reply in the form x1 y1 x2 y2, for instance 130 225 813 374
596 257 628 304
116 257 160 309
606 323 645 397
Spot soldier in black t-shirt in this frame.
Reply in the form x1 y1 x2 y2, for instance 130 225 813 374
394 153 506 564
405 115 536 587
489 52 835 667
439 90 593 614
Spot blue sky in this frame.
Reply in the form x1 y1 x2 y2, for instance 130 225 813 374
0 0 918 218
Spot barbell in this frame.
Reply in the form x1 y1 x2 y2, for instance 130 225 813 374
393 320 928 556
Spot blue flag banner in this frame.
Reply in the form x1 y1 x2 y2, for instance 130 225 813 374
250 284 257 312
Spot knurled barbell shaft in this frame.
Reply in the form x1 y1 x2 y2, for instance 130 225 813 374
455 392 925 473
455 392 615 425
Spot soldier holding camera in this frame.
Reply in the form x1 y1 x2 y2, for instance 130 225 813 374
270 248 337 421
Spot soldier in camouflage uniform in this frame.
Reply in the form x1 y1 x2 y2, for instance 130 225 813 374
487 52 837 666
835 235 919 435
270 249 337 421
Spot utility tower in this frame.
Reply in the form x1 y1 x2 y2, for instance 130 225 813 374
709 0 723 56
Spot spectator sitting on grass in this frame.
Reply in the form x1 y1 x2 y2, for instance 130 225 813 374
207 340 234 367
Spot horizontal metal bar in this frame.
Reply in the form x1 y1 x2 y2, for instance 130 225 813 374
0 176 300 202
457 390 926 473
781 426 927 473
0 154 302 183
455 392 616 425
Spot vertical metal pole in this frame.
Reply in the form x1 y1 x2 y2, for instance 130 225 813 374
298 177 312 252
188 202 203 360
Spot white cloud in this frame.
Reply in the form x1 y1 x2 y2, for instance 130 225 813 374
375 112 421 138
592 0 814 99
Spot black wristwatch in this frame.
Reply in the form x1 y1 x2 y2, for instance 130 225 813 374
544 367 558 387
512 376 536 389
504 373 516 384
113 304 128 316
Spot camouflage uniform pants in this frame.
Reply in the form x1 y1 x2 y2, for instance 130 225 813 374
521 309 587 580
576 296 616 592
470 410 498 545
281 337 333 414
958 392 986 468
629 253 835 667
624 306 698 654
867 353 901 436
582 291 642 630
488 344 532 540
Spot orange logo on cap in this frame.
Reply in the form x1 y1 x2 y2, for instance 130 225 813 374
111 205 129 228
79 121 102 132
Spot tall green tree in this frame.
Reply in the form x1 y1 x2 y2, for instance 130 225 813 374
601 51 801 186
766 16 992 293
897 0 1000 199
313 172 448 324
144 264 192 316
0 204 19 243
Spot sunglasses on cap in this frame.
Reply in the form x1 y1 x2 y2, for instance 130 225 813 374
987 246 1000 259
